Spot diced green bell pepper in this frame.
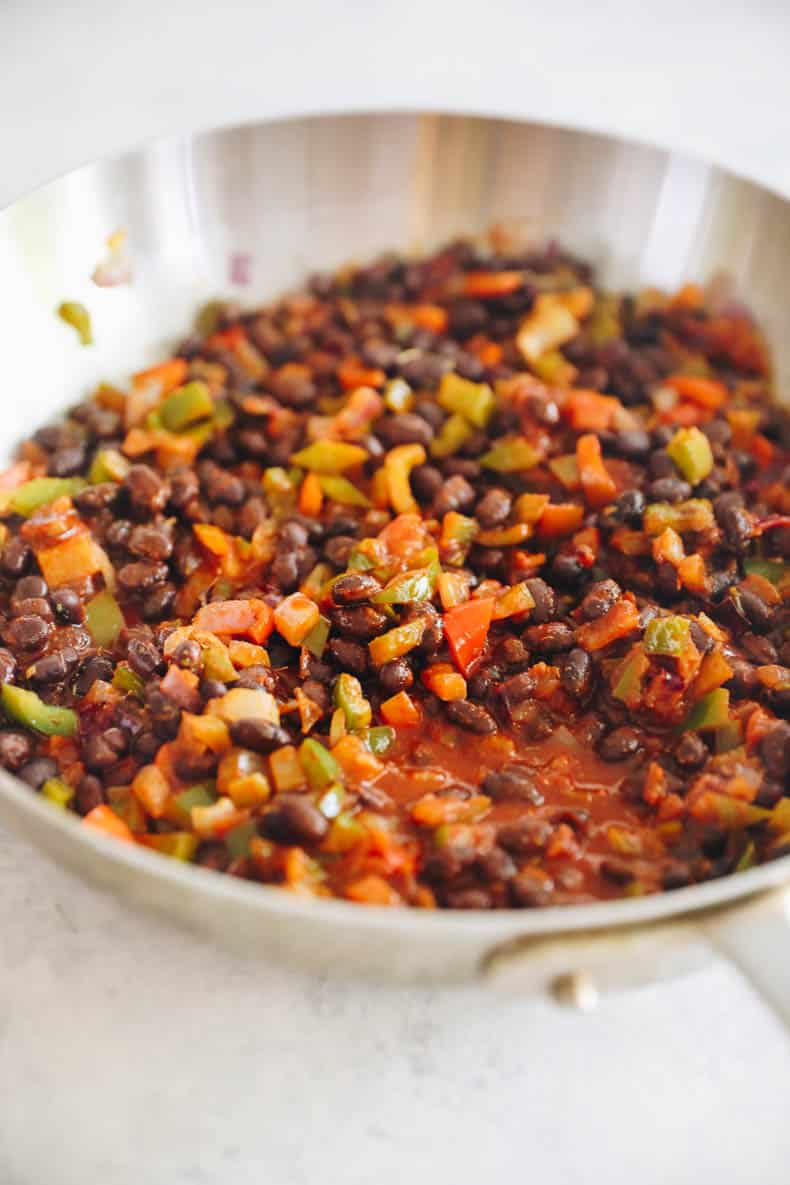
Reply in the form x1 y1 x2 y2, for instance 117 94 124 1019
84 589 126 648
225 819 257 860
299 738 343 789
373 561 438 605
112 664 145 698
303 615 330 658
146 832 199 861
290 440 368 474
8 477 86 517
735 840 756 872
744 557 786 585
175 784 218 817
57 301 93 345
333 673 372 730
667 426 713 485
612 647 647 706
41 777 75 808
159 381 214 431
644 616 691 657
318 475 371 507
480 436 542 472
644 499 714 536
430 413 473 458
1 684 78 736
681 688 730 732
437 373 495 428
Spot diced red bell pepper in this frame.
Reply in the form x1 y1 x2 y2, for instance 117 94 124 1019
443 596 495 674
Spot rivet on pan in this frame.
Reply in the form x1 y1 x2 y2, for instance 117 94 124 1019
551 971 599 1012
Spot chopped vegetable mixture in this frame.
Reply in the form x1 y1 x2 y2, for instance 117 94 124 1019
2 237 789 908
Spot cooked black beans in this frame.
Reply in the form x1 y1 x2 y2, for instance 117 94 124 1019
332 573 380 605
261 794 329 845
560 648 593 698
378 658 413 695
229 720 292 753
598 727 642 762
483 764 543 804
0 729 33 770
444 700 496 733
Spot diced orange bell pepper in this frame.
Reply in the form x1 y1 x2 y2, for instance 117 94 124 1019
204 325 247 352
193 522 233 557
82 804 135 843
337 357 386 391
422 662 467 701
380 690 422 726
537 503 585 538
576 434 617 508
331 733 384 781
563 390 621 431
131 764 172 819
345 875 402 906
194 599 274 644
575 598 640 651
443 597 495 675
664 374 726 410
463 271 524 298
298 472 324 517
273 592 321 647
37 533 111 589
132 357 188 394
159 666 201 712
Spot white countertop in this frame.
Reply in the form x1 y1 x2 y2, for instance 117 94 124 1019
3 2 790 1181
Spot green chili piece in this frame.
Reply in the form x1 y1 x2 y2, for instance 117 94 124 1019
8 477 86 517
88 448 130 485
643 499 714 536
175 784 218 816
681 688 730 733
366 726 395 755
84 589 126 648
437 373 495 428
41 777 75 809
735 841 756 873
744 557 786 585
160 380 214 431
107 788 147 833
1 684 77 736
644 616 691 657
299 738 343 789
318 476 371 507
480 436 542 473
346 549 375 571
333 673 372 730
667 426 713 485
57 301 93 345
373 565 437 605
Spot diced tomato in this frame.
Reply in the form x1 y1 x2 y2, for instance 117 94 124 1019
443 597 495 674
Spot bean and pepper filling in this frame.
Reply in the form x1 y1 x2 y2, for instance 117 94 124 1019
2 238 789 908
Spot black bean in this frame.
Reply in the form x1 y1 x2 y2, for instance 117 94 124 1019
75 655 114 697
401 603 443 654
498 814 552 853
331 605 388 641
10 596 53 622
611 429 650 459
760 723 790 780
714 493 753 553
484 763 543 804
233 666 274 692
375 414 434 448
445 888 493 910
141 585 176 621
146 687 181 739
26 647 78 683
271 551 301 591
398 352 452 388
48 444 86 477
169 468 200 509
433 474 475 518
172 640 202 670
74 483 119 514
606 489 645 526
199 678 228 701
444 700 497 733
327 638 368 676
524 578 557 623
442 457 480 481
736 587 773 633
448 299 487 339
674 732 709 769
499 671 535 705
740 633 778 666
15 575 48 600
269 366 316 408
124 464 170 516
18 757 57 789
75 774 105 815
332 573 380 604
361 340 400 370
0 730 33 771
2 538 32 577
82 728 127 771
412 399 446 430
648 477 692 502
600 859 635 885
477 846 517 882
475 487 512 527
550 554 586 589
378 658 413 695
497 637 530 668
3 615 50 651
117 561 169 593
127 638 162 677
560 648 593 698
579 580 620 622
106 520 133 548
689 621 714 655
523 622 575 653
411 464 443 503
128 524 173 561
726 657 758 698
229 719 291 754
261 794 329 845
597 726 642 762
648 450 676 480
52 588 85 624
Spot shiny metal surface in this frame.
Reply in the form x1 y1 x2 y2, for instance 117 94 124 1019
0 112 788 985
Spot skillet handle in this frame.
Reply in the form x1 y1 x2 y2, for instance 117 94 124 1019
696 885 790 1032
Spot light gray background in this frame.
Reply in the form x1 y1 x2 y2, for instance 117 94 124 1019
2 1 789 1181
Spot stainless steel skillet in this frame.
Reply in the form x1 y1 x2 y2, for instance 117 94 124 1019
1 111 789 1018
